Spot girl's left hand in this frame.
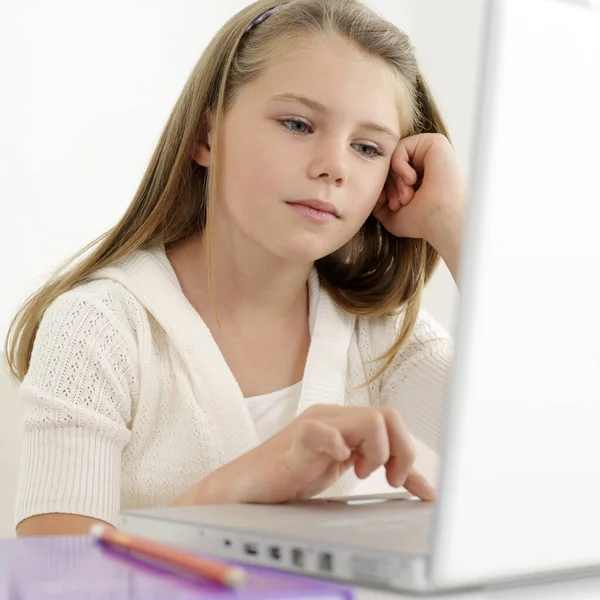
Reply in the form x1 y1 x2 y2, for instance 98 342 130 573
372 133 467 246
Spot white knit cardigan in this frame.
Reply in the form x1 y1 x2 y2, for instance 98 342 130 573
15 246 453 527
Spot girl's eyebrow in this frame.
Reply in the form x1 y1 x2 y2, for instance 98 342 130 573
269 93 400 143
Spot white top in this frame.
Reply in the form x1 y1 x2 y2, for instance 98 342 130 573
14 245 453 528
246 381 303 443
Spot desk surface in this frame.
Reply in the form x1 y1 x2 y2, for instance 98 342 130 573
3 534 600 599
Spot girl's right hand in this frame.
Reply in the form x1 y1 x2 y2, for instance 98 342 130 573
176 405 436 507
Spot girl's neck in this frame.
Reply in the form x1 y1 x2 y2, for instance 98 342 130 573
165 235 312 325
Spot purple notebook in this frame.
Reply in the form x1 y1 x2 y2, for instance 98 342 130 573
0 536 354 600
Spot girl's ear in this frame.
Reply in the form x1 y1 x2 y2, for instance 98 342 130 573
191 110 214 168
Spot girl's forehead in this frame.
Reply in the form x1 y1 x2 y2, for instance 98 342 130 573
253 42 397 103
267 36 385 73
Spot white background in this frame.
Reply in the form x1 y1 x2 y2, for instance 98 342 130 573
0 0 486 538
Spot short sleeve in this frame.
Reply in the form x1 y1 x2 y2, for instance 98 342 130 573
14 284 138 528
379 310 454 454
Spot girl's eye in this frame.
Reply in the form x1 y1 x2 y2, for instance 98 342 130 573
281 117 311 135
279 118 386 160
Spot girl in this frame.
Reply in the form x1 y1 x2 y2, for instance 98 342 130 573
6 0 465 536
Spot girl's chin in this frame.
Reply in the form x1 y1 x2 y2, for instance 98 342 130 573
273 244 340 264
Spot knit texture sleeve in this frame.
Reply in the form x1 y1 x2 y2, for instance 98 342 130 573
14 282 139 528
378 310 454 454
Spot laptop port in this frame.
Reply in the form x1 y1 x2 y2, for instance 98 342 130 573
291 547 304 568
243 542 259 556
318 552 333 572
268 546 282 561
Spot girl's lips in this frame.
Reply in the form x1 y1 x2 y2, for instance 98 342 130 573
287 199 339 217
287 202 339 222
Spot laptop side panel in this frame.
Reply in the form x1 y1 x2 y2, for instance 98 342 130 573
431 0 600 586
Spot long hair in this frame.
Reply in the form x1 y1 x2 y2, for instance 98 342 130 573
5 0 448 383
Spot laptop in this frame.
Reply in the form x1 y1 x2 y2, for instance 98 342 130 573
119 0 600 593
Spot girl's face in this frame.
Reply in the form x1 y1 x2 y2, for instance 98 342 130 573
195 37 402 264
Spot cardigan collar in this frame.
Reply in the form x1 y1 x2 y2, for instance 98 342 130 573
91 245 356 460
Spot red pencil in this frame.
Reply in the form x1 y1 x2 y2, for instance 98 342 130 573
89 523 246 588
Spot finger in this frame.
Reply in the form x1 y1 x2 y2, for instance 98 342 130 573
397 182 415 206
352 410 391 480
392 160 418 187
396 134 437 173
403 469 437 502
342 450 360 472
278 421 351 501
379 407 416 487
290 420 351 466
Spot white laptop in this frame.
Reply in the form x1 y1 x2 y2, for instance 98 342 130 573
119 0 600 593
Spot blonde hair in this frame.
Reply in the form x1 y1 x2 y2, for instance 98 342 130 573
5 0 448 383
